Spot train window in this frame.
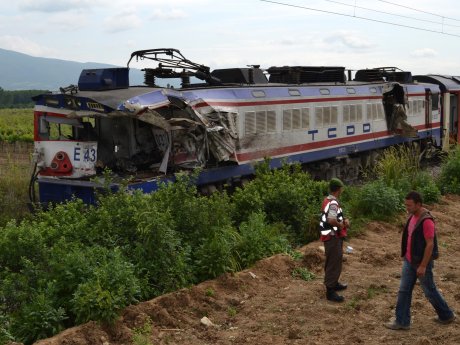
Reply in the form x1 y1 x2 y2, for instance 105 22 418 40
366 104 372 120
315 107 323 127
323 107 331 125
331 106 338 125
319 88 330 95
289 89 301 96
350 105 357 122
356 105 363 122
377 104 384 119
432 93 439 110
343 105 350 123
283 109 292 131
267 110 277 132
346 88 356 94
369 87 377 93
252 90 266 98
292 109 301 129
244 111 256 135
301 108 310 129
256 111 267 133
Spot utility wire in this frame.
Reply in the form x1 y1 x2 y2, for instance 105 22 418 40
323 0 460 29
375 0 460 23
258 0 460 38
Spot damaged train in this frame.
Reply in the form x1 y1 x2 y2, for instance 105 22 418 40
31 48 458 205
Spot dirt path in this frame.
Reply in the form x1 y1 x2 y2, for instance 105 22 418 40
35 195 460 345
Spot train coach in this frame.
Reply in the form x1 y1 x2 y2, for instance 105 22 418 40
30 48 445 205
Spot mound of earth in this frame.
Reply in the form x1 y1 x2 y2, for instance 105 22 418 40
34 195 460 345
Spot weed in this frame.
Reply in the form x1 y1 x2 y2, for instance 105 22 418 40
287 249 304 261
132 319 153 345
227 307 237 318
345 296 361 310
291 267 315 281
205 288 215 297
366 284 388 299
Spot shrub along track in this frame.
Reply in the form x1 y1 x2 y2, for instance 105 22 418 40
35 195 460 345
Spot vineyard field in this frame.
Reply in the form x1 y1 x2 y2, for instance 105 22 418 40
0 108 34 142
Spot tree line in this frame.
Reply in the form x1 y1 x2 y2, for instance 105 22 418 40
0 87 49 108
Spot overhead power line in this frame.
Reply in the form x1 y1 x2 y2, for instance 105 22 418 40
375 0 460 23
258 0 460 38
322 0 460 29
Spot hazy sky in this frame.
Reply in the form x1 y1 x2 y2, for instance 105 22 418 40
1 0 459 75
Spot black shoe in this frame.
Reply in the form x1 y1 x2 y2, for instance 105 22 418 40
334 282 348 291
326 289 344 302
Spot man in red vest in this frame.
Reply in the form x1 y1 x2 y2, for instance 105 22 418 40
319 178 349 302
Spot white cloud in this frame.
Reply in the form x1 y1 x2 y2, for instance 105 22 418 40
18 0 100 12
150 8 187 20
410 48 438 58
324 31 375 49
0 35 57 57
104 12 142 33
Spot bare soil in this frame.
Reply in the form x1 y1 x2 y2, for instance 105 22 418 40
34 195 460 345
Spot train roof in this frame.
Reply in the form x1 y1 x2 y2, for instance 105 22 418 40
413 75 460 92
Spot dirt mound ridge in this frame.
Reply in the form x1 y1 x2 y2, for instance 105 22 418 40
35 196 460 345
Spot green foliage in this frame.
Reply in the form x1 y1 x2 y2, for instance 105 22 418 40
232 161 328 244
227 306 237 318
236 212 289 267
0 108 34 142
70 248 140 324
371 145 419 191
205 288 215 297
11 287 67 345
0 157 444 344
132 319 153 345
0 152 31 227
438 145 460 195
291 267 315 281
0 90 48 109
352 180 404 221
412 171 440 204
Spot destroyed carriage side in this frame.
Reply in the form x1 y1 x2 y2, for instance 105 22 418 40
30 49 442 205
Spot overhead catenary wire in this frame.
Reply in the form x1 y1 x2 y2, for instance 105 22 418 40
322 0 460 29
258 0 460 38
375 0 460 23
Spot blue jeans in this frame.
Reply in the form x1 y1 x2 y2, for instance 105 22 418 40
395 259 454 326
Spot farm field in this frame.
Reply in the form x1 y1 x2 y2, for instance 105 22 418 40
0 108 34 226
0 108 34 143
36 194 460 345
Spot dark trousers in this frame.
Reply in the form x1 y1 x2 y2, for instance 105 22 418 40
324 236 343 289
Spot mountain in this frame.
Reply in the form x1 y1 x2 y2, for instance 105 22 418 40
0 48 144 90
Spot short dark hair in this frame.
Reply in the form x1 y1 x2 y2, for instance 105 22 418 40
405 191 423 204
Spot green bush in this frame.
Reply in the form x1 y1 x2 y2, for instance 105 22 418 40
10 287 67 345
70 248 140 324
438 146 460 194
412 171 441 204
353 180 403 220
232 161 328 244
236 212 289 267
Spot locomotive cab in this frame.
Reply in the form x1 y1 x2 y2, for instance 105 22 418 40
33 112 98 178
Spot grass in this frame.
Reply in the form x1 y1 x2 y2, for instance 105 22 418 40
291 267 316 281
0 108 34 143
0 148 32 227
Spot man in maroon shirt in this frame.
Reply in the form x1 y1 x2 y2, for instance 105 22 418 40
385 191 455 330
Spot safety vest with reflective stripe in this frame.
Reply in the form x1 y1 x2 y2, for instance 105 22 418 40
319 197 345 241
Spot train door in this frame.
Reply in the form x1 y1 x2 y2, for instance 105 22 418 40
450 93 458 143
425 89 433 129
